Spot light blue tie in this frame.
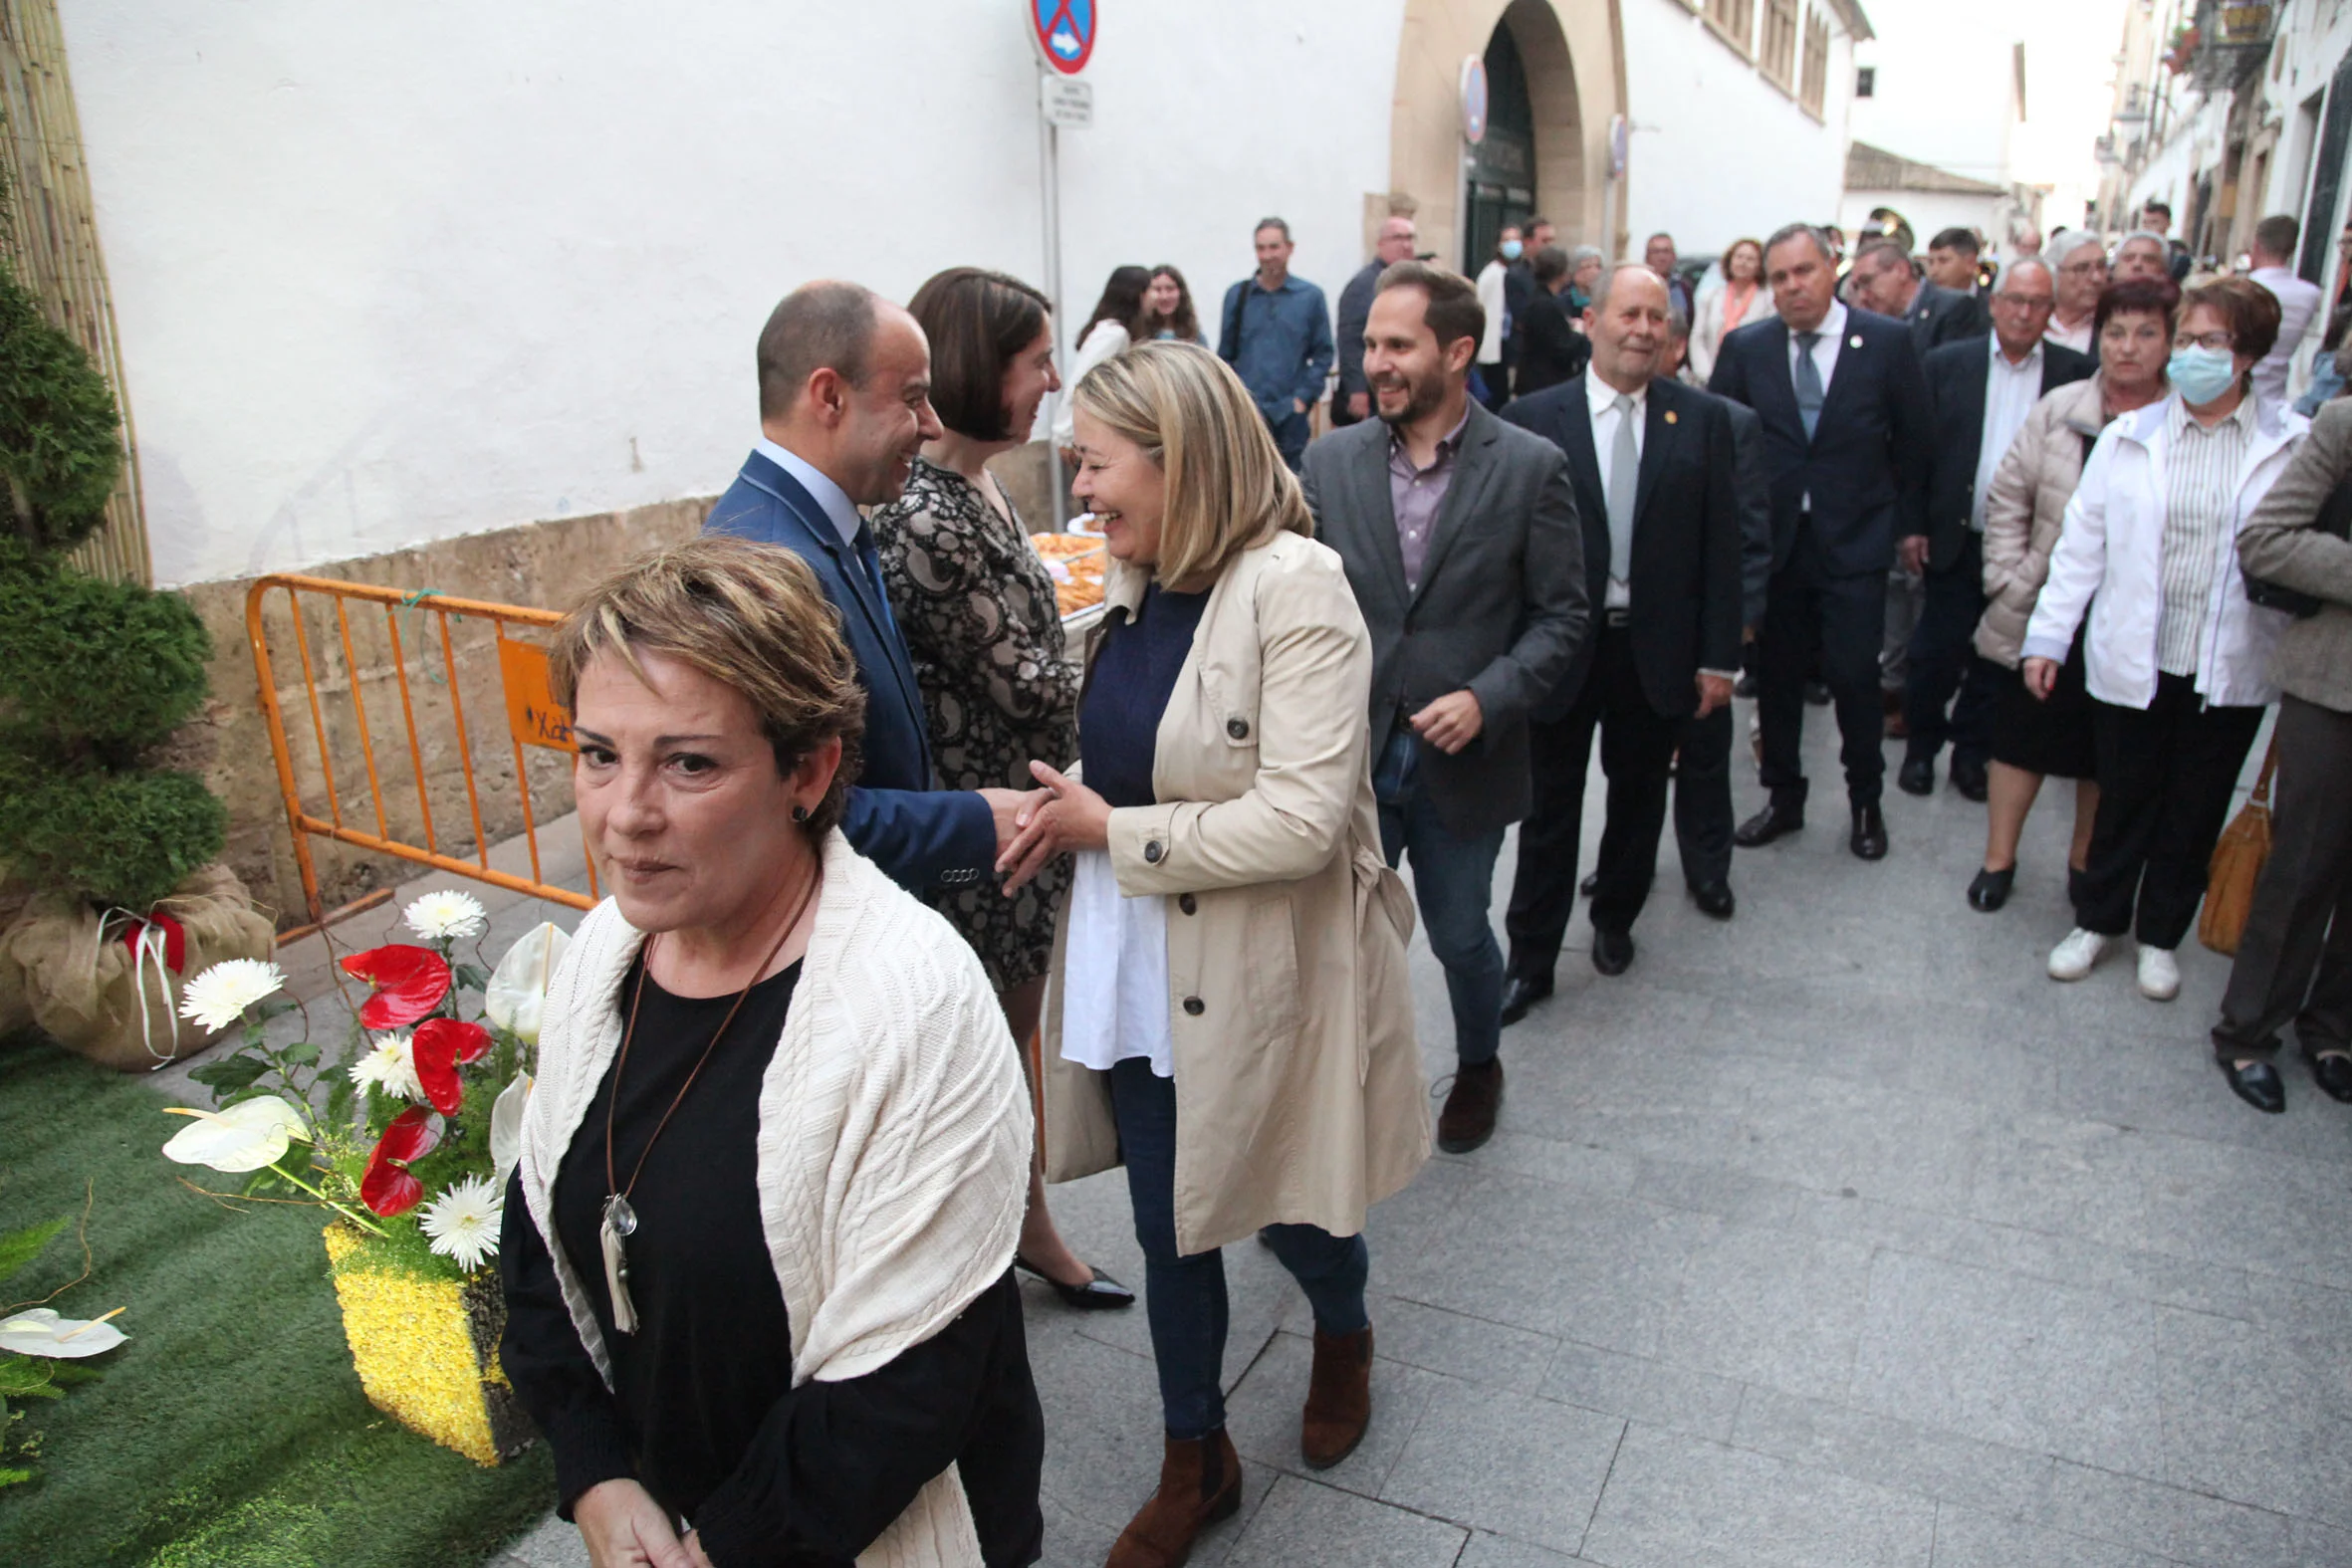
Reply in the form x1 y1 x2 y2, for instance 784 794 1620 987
1793 332 1824 442
1607 393 1639 593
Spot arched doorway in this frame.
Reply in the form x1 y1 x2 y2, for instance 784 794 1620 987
1387 0 1622 269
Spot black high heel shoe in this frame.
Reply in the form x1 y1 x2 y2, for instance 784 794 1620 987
1015 1255 1135 1310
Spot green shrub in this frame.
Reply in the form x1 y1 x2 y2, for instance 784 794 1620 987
0 760 226 911
0 261 120 555
0 559 212 761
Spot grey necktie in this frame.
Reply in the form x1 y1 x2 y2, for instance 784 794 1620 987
1792 332 1824 441
1607 393 1638 592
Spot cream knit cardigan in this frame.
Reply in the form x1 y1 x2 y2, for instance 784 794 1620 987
516 829 1031 1567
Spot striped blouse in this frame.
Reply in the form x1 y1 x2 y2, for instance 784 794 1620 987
2154 394 2255 678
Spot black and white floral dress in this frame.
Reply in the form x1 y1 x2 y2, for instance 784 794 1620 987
873 458 1079 991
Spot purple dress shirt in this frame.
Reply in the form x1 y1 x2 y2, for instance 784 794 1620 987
1387 407 1472 593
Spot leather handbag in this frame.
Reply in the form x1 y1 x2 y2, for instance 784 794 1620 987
2200 738 2278 957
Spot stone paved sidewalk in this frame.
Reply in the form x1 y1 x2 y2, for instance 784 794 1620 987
493 707 2351 1568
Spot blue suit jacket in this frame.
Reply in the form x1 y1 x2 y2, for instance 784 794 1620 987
702 450 995 892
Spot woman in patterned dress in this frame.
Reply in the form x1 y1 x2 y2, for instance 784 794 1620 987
873 266 1132 1310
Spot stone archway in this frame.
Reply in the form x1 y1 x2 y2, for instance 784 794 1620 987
1388 0 1625 268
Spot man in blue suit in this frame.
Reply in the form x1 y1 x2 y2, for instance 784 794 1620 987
703 281 1025 892
1709 224 1934 862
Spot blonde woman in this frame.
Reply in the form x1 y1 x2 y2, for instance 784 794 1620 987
998 341 1428 1568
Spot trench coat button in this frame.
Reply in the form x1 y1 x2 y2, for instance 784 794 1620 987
1179 893 1197 915
1227 717 1250 740
1182 997 1205 1015
1144 839 1164 864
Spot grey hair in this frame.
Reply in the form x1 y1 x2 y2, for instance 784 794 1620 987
1999 257 2055 291
1764 222 1835 266
1568 245 1605 270
2116 229 2169 253
2047 228 2105 267
1254 216 1293 242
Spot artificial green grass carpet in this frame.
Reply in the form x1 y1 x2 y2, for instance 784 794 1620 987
0 1037 556 1566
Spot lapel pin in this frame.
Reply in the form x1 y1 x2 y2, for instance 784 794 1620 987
1664 410 1678 424
1849 334 1864 348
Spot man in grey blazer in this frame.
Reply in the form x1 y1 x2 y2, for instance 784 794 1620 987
1302 261 1587 1154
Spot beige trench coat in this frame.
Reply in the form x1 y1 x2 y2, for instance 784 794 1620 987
1041 529 1430 1257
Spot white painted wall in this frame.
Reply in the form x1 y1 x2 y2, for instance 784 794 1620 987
1621 2 1855 260
1849 23 2017 193
60 1 1403 587
1836 187 2007 251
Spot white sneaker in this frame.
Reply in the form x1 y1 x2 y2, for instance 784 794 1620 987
2138 944 2181 1002
2048 928 2111 981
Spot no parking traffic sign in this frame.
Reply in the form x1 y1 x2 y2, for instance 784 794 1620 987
1030 0 1096 76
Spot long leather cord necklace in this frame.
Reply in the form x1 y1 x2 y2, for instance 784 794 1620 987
597 862 821 1334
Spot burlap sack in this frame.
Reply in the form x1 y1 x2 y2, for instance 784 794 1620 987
1 863 277 1071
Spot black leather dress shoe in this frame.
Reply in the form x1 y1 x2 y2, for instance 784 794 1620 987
1735 671 1758 699
1805 680 1833 707
1688 881 1736 920
1499 974 1551 1026
1735 800 1803 847
2310 1052 2352 1104
2220 1059 2286 1115
1579 870 1600 897
1966 866 2015 912
1591 928 1635 976
1897 755 1936 796
1950 756 1990 802
1016 1256 1137 1309
1850 804 1888 860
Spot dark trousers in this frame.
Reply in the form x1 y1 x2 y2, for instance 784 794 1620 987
1903 531 1999 769
2213 696 2352 1063
1759 522 1887 810
1373 726 1507 1066
1264 406 1310 472
1107 1057 1369 1441
2078 672 2265 949
1507 623 1679 978
1674 702 1737 890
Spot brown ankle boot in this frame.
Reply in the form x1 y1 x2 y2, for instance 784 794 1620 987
1105 1429 1242 1568
1300 1325 1374 1468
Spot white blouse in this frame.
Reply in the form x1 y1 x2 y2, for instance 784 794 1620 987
1055 848 1173 1077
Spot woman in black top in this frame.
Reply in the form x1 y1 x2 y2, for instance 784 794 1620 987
1511 245 1592 399
501 537 1042 1568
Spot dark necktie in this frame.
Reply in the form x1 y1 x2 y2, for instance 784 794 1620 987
851 521 900 640
1793 332 1824 441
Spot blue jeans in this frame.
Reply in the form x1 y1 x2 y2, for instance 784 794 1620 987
1372 725 1506 1066
1107 1057 1369 1441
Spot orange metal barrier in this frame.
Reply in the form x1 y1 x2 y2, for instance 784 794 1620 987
246 574 598 928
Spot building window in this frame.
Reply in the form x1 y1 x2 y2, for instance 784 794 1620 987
1760 0 1799 91
1855 66 1875 98
1801 12 1831 116
1704 0 1754 57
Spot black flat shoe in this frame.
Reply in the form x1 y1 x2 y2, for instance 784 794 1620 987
1967 866 2015 912
1591 928 1635 976
1850 804 1888 861
1688 881 1736 920
2310 1053 2352 1104
1015 1256 1136 1310
1951 757 1990 802
1735 801 1804 847
1499 974 1551 1026
1897 756 1936 796
2219 1059 2285 1115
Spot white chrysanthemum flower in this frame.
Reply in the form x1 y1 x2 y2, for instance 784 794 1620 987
350 1032 424 1101
418 1175 502 1271
176 959 287 1033
403 889 489 943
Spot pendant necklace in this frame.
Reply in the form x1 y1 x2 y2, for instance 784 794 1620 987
599 863 819 1334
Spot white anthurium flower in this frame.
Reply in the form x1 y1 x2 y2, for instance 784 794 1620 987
403 889 489 943
175 959 287 1034
160 1095 310 1173
349 1031 424 1102
489 1071 533 1184
484 922 571 1044
417 1175 502 1271
0 1307 127 1359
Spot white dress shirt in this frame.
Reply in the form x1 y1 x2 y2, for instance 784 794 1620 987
756 436 862 547
1586 372 1647 608
2045 317 2095 355
2248 265 2323 413
1973 338 2044 531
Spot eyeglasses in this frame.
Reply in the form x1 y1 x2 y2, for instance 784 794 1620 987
2172 332 2234 351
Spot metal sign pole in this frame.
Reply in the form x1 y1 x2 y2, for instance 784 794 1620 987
1040 97 1068 530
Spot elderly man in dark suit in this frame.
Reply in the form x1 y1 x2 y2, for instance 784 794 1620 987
703 281 1026 892
1898 257 2093 803
1710 223 1936 860
1303 261 1585 1154
1498 266 1741 1008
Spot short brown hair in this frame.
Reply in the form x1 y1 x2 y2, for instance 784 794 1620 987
1070 341 1311 592
2181 274 2284 367
551 536 866 833
907 267 1052 442
1375 260 1485 351
2093 276 2181 340
756 281 880 421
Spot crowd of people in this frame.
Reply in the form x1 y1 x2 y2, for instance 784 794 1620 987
490 196 2352 1568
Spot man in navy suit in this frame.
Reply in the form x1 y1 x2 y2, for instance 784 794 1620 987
703 281 1026 892
1709 223 1934 861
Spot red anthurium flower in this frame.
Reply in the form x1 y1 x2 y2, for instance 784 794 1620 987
360 1106 444 1217
409 1018 486 1116
341 945 452 1030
